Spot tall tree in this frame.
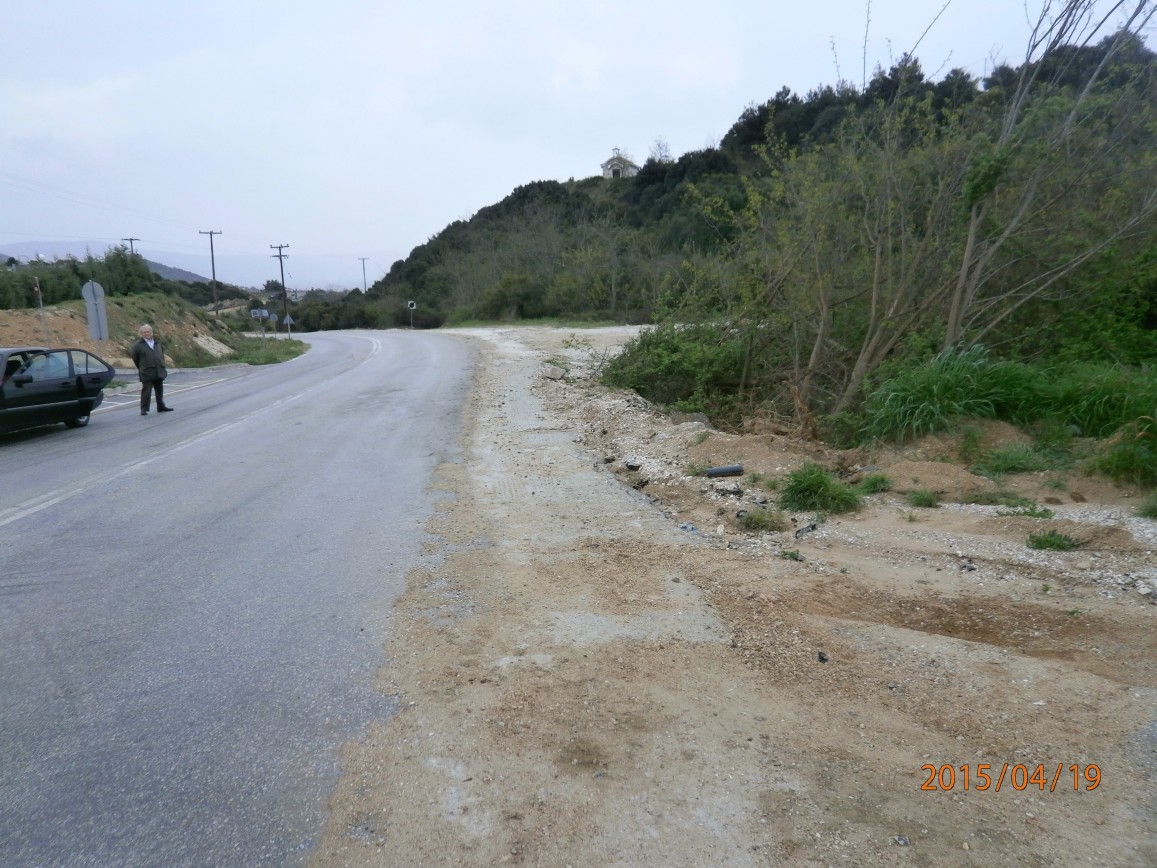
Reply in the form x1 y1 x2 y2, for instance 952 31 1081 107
943 1 1157 348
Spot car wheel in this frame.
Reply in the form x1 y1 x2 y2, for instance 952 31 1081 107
64 414 90 429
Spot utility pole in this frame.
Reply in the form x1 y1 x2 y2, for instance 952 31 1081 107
121 237 139 255
271 244 289 329
359 257 369 293
199 230 222 316
33 277 49 344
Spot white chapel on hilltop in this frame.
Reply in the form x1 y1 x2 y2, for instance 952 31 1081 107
601 147 640 179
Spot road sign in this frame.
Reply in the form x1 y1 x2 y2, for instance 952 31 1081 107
407 300 416 310
282 314 294 326
80 281 108 341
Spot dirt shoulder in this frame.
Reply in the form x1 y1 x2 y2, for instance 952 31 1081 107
312 326 1155 867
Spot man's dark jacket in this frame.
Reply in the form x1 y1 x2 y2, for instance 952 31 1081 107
131 339 168 382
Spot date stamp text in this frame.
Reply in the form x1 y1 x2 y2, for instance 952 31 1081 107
920 763 1101 793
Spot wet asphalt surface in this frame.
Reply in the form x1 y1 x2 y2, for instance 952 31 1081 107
0 331 473 866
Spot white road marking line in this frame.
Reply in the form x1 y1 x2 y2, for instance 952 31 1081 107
95 377 237 412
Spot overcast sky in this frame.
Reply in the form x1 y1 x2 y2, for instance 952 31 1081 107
1 1 1147 289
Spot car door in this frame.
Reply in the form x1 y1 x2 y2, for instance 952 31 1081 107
4 351 78 427
69 349 115 398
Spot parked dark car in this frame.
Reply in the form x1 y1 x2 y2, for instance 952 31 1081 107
0 346 116 433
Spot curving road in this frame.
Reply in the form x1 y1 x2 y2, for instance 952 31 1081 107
0 331 474 867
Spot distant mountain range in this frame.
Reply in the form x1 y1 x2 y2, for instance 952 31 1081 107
142 259 210 283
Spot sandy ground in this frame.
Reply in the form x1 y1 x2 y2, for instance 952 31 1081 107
309 326 1155 867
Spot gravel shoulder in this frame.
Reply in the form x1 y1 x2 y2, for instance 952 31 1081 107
312 326 1156 867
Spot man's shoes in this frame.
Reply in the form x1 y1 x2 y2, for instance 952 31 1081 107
158 406 174 412
141 410 149 415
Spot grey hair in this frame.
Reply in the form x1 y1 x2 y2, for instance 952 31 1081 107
138 324 154 336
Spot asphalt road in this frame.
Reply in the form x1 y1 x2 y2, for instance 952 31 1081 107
0 331 474 867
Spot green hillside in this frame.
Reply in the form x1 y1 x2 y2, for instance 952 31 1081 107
349 25 1156 428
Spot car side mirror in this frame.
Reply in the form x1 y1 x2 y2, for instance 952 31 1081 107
10 374 32 386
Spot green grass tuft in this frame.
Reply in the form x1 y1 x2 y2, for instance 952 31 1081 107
1026 530 1084 551
957 490 1035 508
970 442 1055 477
779 463 861 514
854 473 892 494
1135 493 1157 519
739 508 789 533
906 489 941 508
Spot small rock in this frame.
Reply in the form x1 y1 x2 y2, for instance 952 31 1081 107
817 651 829 663
892 835 910 847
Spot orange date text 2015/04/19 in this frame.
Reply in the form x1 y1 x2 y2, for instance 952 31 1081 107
920 763 1101 793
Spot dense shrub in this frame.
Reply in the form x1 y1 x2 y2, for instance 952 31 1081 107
860 347 1041 442
1037 366 1157 438
860 348 1157 451
1092 415 1157 488
601 324 745 415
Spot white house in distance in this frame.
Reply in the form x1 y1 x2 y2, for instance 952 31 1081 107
601 148 640 179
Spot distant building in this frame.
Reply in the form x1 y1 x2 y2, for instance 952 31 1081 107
601 148 640 179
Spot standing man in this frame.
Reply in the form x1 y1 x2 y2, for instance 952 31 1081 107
131 324 174 415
